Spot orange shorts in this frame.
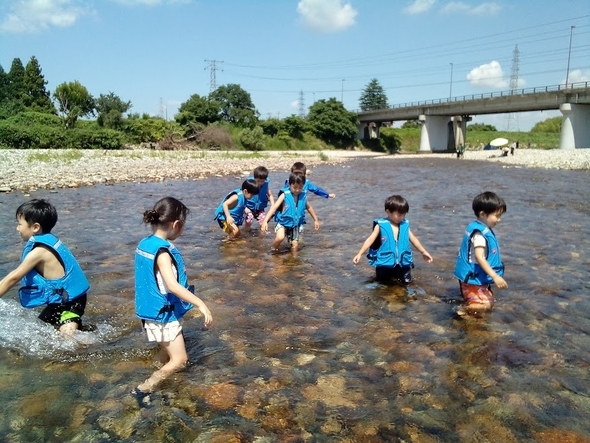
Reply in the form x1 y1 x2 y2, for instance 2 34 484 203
459 281 494 308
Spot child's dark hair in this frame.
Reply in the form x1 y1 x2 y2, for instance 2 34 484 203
384 195 409 214
242 179 260 195
290 162 306 175
472 191 506 216
288 172 306 186
16 199 58 233
253 166 269 180
143 197 189 226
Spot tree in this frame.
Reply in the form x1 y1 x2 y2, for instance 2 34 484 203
7 58 26 102
468 123 497 131
95 91 132 129
307 98 358 148
401 120 421 129
209 84 258 127
53 81 95 129
175 93 220 126
23 56 54 113
359 78 388 111
260 118 282 137
282 115 307 139
531 116 561 133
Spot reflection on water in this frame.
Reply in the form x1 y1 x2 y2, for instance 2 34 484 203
0 158 589 442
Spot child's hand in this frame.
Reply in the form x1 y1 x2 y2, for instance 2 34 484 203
352 254 362 264
314 220 320 231
329 194 336 199
199 305 213 328
421 251 433 263
493 275 508 289
227 215 235 226
260 222 268 233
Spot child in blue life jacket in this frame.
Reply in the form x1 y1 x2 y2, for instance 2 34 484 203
134 197 212 398
353 195 433 284
214 179 260 241
261 172 320 252
288 161 336 199
244 166 275 231
0 199 90 335
453 191 507 315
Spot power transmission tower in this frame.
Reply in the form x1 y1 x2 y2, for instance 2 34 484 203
505 45 520 132
298 90 305 118
204 59 223 93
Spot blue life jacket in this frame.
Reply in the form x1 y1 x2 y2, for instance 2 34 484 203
135 235 193 323
367 218 413 268
275 189 307 228
454 220 504 285
19 233 89 308
246 177 270 211
214 189 246 226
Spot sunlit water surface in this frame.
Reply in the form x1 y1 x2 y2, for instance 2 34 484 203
0 157 589 442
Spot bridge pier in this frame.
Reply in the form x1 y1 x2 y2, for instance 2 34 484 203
419 115 449 152
559 103 590 149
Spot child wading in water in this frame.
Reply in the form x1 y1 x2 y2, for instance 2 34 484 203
454 191 507 316
353 195 433 284
134 197 212 399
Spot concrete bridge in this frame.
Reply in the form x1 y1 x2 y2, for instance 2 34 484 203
357 82 590 151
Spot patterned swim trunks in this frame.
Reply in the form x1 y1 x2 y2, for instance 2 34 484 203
459 281 494 309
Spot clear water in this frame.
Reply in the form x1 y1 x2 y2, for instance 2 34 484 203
0 157 589 442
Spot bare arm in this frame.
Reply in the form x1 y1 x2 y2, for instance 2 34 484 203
409 231 433 263
305 201 320 230
222 194 239 226
353 224 380 264
474 247 507 289
156 253 212 327
267 188 275 207
0 248 46 297
261 193 285 232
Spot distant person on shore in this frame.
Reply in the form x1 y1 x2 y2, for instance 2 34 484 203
510 141 518 155
261 172 319 252
134 197 212 400
244 166 274 231
0 199 90 334
352 195 433 285
454 191 507 316
214 179 260 242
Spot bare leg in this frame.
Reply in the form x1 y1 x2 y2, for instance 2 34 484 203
137 333 188 393
59 321 79 335
272 228 285 250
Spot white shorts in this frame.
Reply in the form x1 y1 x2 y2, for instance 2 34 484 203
143 320 183 343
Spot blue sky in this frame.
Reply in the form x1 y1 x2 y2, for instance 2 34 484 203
0 0 588 131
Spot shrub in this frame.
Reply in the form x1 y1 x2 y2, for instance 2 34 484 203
239 126 265 151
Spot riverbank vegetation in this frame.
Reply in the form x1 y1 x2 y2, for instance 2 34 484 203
0 56 562 154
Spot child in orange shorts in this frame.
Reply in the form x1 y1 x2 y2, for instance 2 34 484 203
453 192 508 315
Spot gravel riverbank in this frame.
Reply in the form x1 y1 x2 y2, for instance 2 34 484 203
0 148 588 193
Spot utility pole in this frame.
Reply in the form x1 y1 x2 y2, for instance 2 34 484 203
506 45 520 132
565 26 575 89
341 79 345 102
449 63 453 99
204 59 223 93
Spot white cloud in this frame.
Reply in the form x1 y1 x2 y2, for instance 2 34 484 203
109 0 191 5
0 0 91 33
467 61 508 89
563 69 590 86
297 0 357 33
404 0 436 14
291 100 300 108
441 1 501 15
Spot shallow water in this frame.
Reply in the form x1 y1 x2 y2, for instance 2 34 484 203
0 157 589 442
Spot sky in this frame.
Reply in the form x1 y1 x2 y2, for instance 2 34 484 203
0 0 589 131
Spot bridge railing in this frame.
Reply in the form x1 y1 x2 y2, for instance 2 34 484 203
367 81 590 112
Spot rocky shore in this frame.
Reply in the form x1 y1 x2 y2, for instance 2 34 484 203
0 147 588 193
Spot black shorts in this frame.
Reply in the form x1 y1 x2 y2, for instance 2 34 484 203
375 265 414 285
38 294 87 328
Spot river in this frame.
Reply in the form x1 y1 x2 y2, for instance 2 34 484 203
0 157 589 442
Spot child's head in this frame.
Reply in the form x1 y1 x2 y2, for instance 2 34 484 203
384 195 409 224
290 162 306 175
472 192 506 217
241 179 260 199
288 172 306 195
16 199 57 234
143 197 189 229
253 166 269 187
